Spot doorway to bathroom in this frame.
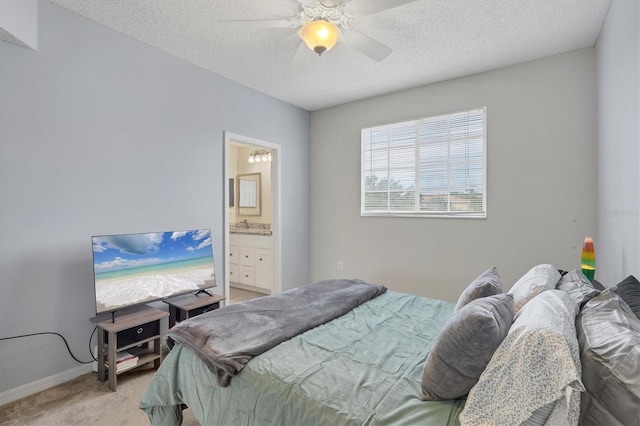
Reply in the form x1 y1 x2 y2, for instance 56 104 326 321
224 132 281 306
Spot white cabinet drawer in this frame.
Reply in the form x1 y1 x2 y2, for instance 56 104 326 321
239 235 272 250
229 263 239 282
254 248 274 292
240 246 254 266
239 265 255 286
229 245 239 265
254 248 271 265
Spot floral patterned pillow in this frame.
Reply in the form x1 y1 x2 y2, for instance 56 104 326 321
460 290 583 426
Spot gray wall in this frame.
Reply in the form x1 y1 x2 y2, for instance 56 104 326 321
0 0 310 393
310 48 597 302
595 0 640 285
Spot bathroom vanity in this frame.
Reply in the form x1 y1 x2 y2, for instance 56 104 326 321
229 231 274 294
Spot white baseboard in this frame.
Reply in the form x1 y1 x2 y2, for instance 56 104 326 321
0 364 93 406
230 282 271 295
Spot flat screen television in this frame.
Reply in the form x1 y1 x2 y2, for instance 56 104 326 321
92 229 216 315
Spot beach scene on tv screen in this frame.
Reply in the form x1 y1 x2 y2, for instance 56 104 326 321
92 229 215 314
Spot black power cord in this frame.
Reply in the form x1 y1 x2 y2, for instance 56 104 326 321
0 327 98 364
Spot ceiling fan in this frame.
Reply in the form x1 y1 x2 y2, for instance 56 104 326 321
217 0 418 65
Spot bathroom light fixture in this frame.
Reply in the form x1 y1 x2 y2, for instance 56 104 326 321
248 149 272 163
299 19 340 56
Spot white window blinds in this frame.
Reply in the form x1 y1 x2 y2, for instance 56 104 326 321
361 107 486 218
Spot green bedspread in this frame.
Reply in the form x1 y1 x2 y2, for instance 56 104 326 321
140 290 465 425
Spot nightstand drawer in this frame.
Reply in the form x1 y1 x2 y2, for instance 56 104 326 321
108 320 160 349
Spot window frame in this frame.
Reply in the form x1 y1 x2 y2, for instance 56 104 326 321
360 107 487 219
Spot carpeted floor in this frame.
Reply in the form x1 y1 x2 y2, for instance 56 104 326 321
0 288 265 425
0 367 198 425
229 286 266 304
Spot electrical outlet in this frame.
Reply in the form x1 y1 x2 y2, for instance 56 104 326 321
337 260 344 271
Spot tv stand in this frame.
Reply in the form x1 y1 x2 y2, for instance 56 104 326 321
164 293 225 328
95 306 168 391
195 288 213 297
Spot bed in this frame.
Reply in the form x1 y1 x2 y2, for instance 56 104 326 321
140 283 465 425
140 270 640 426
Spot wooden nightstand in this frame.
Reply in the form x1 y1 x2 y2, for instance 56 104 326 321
95 306 168 391
164 293 225 328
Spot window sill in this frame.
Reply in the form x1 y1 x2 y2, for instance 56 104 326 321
360 212 486 219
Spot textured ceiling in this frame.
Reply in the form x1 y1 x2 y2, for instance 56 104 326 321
48 0 611 111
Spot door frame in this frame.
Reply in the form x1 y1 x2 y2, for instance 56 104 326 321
223 131 281 304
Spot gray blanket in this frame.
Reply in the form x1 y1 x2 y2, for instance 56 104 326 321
167 279 387 387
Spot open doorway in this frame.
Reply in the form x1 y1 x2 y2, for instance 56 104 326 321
223 132 281 306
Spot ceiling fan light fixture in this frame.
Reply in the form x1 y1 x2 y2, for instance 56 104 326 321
299 20 340 56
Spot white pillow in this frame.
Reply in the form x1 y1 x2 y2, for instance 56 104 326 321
508 264 561 312
557 269 600 307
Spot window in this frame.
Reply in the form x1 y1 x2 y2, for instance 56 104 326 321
361 107 486 218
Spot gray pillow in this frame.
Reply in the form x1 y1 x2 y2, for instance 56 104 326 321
421 293 514 401
612 275 640 319
577 289 640 426
508 264 561 313
521 401 557 426
591 279 606 291
454 266 503 311
557 269 600 307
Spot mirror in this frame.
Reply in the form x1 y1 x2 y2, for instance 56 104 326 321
237 173 261 216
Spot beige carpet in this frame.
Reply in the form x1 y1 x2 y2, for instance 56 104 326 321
229 287 265 304
0 290 265 425
0 367 198 425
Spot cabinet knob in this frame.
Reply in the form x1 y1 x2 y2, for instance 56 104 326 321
245 274 249 277
259 258 263 261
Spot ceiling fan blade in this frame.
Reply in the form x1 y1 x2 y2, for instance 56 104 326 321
216 18 299 30
290 40 314 68
344 0 418 17
340 29 392 61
